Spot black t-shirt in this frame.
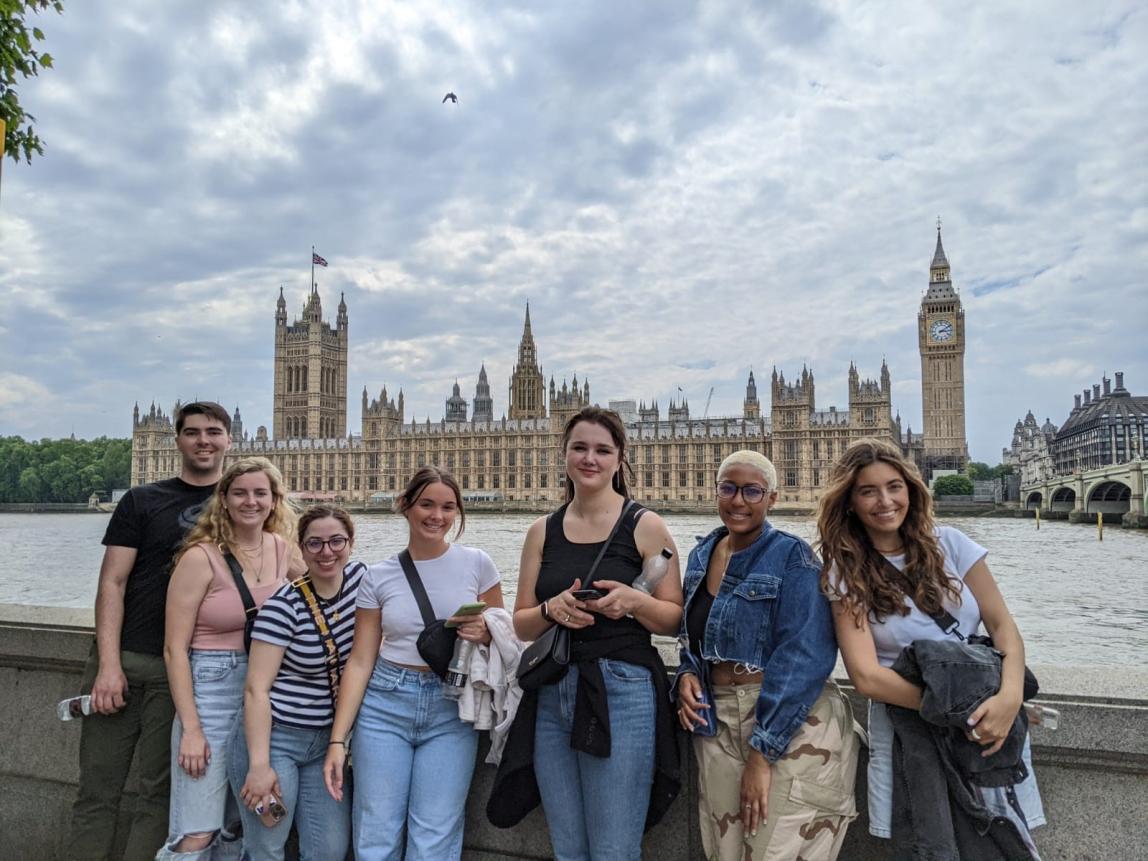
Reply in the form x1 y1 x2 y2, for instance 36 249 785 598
102 477 216 656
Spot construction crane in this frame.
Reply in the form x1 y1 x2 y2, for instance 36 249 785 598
703 386 715 419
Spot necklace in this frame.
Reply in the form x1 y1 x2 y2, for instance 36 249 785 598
316 574 346 622
237 535 267 583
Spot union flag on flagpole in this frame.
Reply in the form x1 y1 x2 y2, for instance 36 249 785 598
313 252 329 267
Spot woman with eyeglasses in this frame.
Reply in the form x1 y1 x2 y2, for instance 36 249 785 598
227 505 364 860
674 451 858 861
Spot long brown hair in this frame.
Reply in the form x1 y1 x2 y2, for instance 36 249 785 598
396 465 466 538
178 457 296 562
816 438 959 624
561 407 633 502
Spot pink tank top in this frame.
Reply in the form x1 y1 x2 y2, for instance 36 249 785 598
190 536 289 650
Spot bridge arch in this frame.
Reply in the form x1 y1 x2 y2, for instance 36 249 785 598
1050 486 1076 512
1025 491 1043 510
1085 480 1131 515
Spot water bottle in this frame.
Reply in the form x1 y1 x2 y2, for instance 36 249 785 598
632 548 674 594
443 639 475 698
57 695 93 721
1024 703 1060 730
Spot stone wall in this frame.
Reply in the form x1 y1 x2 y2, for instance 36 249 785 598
2 604 1145 860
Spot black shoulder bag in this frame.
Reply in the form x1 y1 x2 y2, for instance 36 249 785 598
398 550 457 679
222 548 258 654
882 558 1039 700
518 499 635 692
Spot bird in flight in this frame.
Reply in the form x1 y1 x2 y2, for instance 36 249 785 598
443 92 458 104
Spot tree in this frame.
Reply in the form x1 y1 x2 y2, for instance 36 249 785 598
967 461 993 480
933 475 974 496
1 0 63 164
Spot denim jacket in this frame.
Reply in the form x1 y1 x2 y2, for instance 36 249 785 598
675 523 837 762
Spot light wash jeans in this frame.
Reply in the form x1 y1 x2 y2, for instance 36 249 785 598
227 719 351 861
157 650 246 861
867 700 1046 839
534 660 656 861
350 659 479 861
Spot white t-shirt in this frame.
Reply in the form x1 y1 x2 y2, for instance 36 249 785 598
357 543 502 667
831 526 988 667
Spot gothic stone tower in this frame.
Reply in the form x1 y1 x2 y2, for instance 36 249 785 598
549 373 590 428
743 370 761 420
918 225 969 469
472 363 494 424
274 285 348 439
508 304 546 420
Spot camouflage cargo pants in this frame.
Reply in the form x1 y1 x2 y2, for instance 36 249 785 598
694 680 860 861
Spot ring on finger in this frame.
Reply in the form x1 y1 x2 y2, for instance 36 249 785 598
564 612 572 622
970 728 982 740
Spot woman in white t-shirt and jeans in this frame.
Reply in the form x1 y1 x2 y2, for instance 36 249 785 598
323 466 504 860
816 438 1044 844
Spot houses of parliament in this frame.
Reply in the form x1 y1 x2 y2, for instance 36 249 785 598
130 230 969 510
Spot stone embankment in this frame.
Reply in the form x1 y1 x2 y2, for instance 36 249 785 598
2 604 1145 860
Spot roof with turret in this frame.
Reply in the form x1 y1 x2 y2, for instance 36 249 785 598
1056 375 1148 437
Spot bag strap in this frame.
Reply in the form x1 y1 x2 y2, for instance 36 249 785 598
880 556 965 640
398 549 438 628
291 567 359 714
221 547 258 650
583 499 635 590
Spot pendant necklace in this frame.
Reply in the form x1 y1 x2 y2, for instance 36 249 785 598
239 535 266 583
318 575 345 622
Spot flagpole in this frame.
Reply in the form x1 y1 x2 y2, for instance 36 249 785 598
311 244 315 292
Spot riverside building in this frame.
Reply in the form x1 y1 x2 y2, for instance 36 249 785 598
131 233 969 510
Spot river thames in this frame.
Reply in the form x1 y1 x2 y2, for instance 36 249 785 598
4 512 1145 668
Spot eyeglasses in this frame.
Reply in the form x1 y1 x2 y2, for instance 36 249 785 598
715 481 768 504
302 536 350 554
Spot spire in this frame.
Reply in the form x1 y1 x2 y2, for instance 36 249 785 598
931 219 950 270
524 302 532 335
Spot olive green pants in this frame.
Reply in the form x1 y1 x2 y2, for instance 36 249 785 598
67 643 175 861
694 681 860 861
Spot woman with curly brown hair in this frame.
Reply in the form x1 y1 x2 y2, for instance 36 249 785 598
816 438 1043 849
159 457 303 860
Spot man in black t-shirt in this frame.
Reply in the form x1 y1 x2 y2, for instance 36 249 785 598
68 402 232 861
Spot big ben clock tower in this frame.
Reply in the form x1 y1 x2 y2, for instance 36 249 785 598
918 222 969 472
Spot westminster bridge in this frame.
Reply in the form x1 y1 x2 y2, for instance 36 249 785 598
1021 459 1148 528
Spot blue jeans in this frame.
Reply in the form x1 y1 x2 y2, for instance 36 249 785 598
350 659 479 861
227 719 351 861
534 660 656 861
159 650 246 861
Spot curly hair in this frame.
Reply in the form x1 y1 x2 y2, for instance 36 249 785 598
177 457 297 561
816 438 959 624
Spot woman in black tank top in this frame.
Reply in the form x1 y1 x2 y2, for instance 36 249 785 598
509 407 684 859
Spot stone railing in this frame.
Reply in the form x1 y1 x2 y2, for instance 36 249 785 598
2 604 1145 860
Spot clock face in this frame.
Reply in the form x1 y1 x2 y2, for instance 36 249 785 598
930 319 954 342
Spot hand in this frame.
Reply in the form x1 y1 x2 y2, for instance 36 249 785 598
966 691 1023 756
585 580 649 620
547 579 596 630
240 765 281 811
740 750 772 836
90 664 128 715
323 744 347 802
178 725 210 778
675 672 710 731
450 611 490 645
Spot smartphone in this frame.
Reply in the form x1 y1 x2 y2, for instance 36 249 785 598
444 602 487 627
571 588 606 601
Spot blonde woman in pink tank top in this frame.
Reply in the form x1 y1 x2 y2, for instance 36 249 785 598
159 458 303 860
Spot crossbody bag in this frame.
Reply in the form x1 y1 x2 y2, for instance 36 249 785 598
398 549 457 679
221 547 258 654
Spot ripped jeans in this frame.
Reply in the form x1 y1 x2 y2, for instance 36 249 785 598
156 650 246 861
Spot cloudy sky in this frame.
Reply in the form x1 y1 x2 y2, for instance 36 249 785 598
1 1 1145 462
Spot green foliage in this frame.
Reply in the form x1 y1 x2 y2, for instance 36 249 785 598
967 461 1014 480
1 0 64 164
0 436 131 502
933 474 975 496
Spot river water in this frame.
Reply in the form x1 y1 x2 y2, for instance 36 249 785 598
4 512 1146 668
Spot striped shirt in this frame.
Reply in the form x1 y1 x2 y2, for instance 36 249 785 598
251 562 365 729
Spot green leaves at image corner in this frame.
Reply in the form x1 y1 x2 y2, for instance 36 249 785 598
1 0 64 164
0 436 131 503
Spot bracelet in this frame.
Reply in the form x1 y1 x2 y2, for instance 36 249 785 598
540 600 551 622
328 739 347 747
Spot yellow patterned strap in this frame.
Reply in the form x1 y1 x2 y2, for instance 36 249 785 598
291 574 341 709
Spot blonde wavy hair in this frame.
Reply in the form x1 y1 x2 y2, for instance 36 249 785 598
178 457 297 561
816 438 960 624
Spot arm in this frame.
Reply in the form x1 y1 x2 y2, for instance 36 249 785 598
589 511 683 635
832 602 923 710
452 582 505 646
513 516 570 641
239 640 286 810
323 606 381 801
90 546 137 714
963 559 1025 755
163 546 215 778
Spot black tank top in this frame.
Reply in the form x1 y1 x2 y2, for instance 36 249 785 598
536 501 647 641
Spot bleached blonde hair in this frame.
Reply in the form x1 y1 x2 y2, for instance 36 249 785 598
717 450 777 492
